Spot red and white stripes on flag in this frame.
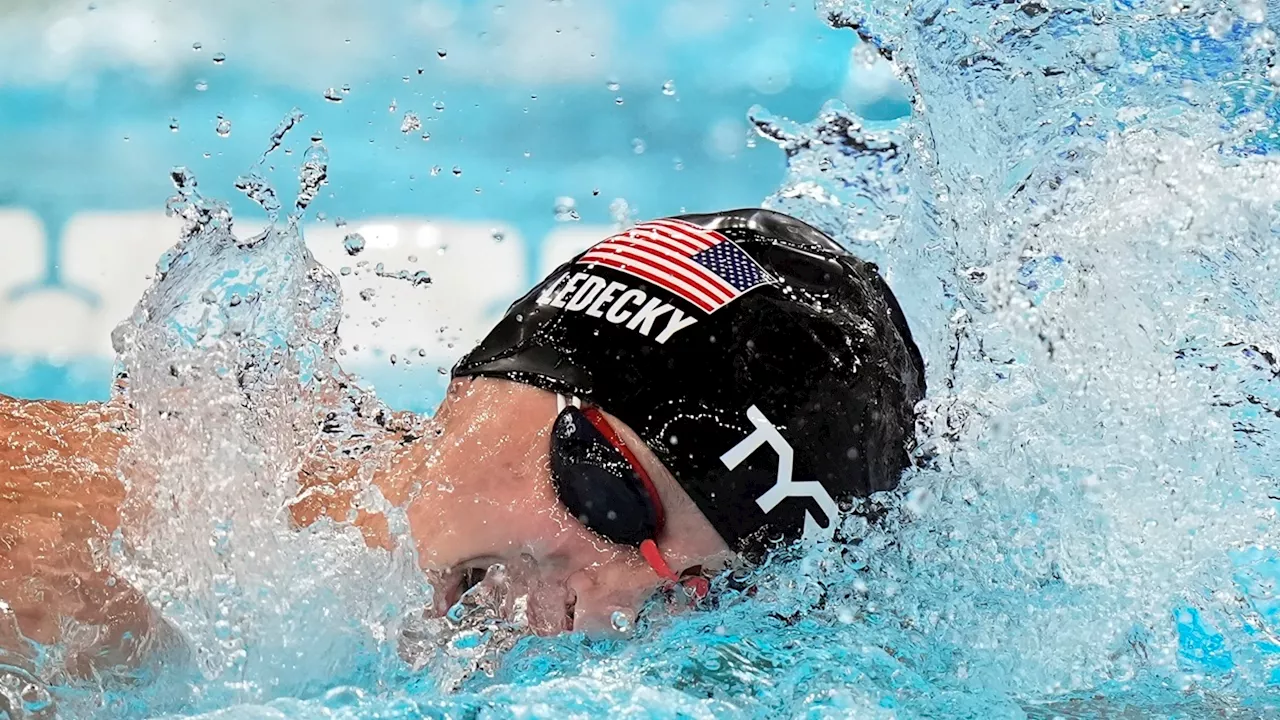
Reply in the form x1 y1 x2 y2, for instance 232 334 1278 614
577 218 774 313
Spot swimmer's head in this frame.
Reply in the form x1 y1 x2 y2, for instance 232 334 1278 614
454 208 926 561
393 376 729 633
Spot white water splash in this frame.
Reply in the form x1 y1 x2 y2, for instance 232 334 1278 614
83 121 435 715
21 1 1280 717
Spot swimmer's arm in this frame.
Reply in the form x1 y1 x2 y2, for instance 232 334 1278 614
0 390 396 671
0 394 127 528
0 394 164 673
289 406 422 552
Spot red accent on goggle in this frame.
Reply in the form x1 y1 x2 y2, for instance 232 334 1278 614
585 410 707 600
579 406 666 533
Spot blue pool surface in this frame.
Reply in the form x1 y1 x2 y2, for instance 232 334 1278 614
0 0 906 410
5 0 1280 718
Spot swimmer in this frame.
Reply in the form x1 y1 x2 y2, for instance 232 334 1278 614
0 208 925 671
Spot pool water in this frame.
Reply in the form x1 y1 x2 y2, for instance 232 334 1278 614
7 0 1280 718
0 0 899 413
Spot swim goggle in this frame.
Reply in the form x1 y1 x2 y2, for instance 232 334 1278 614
549 397 710 600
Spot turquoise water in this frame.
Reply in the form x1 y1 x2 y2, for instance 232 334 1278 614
7 0 1280 718
0 0 900 410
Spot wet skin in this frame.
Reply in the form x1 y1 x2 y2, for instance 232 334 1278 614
0 377 730 669
0 396 167 676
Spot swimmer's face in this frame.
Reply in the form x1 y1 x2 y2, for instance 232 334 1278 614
393 377 730 635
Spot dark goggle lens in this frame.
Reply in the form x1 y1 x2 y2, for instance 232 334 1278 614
550 406 658 547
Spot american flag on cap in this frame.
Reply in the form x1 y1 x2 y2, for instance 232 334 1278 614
577 218 776 313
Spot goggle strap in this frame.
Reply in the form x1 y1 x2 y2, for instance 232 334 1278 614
555 396 703 598
640 539 679 582
556 394 584 412
641 539 710 600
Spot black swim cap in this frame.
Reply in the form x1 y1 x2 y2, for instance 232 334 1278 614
453 208 925 558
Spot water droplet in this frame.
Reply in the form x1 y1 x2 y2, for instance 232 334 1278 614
610 610 632 633
433 100 446 112
340 266 352 276
1240 0 1266 24
390 354 398 365
295 143 330 213
451 166 462 176
609 198 632 226
437 366 448 375
420 131 431 142
854 42 880 69
905 486 933 515
430 165 442 176
1207 10 1233 39
324 88 343 103
341 84 351 94
233 172 280 216
606 80 620 91
169 117 180 132
343 233 366 256
388 98 398 113
311 131 324 144
215 115 231 137
614 96 624 106
661 79 677 96
1248 26 1277 51
437 48 448 58
555 196 580 222
402 75 411 83
195 79 209 92
411 270 431 287
491 229 505 243
407 254 418 263
632 137 646 154
192 42 203 51
169 166 196 190
401 112 421 134
359 288 376 302
212 52 226 65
